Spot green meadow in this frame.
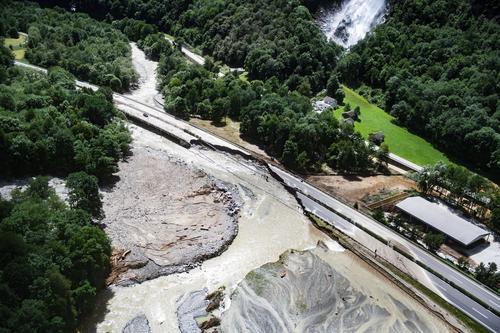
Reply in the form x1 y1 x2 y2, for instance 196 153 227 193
334 86 451 166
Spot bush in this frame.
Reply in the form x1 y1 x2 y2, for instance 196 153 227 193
423 232 445 252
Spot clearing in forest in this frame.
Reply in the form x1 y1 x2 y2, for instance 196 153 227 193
4 33 27 61
334 86 451 166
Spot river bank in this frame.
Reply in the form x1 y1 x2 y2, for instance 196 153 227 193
81 44 458 332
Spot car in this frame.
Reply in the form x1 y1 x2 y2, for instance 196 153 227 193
143 112 149 117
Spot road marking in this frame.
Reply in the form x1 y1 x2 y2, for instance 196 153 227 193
451 277 464 285
490 301 500 308
471 307 489 319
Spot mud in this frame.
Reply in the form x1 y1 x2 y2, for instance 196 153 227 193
101 125 241 285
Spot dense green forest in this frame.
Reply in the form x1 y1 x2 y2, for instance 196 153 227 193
0 43 131 181
0 1 138 91
33 0 500 177
338 0 499 174
0 31 121 330
36 0 341 94
0 176 110 333
146 34 384 173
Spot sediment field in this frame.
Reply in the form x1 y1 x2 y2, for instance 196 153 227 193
82 46 455 333
221 247 448 333
101 125 241 285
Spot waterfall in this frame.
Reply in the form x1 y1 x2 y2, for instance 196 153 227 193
318 0 388 48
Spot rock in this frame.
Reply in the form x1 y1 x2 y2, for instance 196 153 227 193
205 288 224 313
197 315 220 330
127 259 149 269
177 289 209 333
323 96 337 107
343 118 355 126
122 314 152 333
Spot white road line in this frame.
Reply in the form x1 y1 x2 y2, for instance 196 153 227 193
472 307 489 319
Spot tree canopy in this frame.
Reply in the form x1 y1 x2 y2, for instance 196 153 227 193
337 0 500 175
1 1 138 91
0 46 131 181
0 177 111 332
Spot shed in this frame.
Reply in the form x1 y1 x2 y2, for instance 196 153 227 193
395 196 489 247
369 131 385 145
323 96 337 107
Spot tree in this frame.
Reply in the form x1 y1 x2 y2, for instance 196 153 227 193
25 177 52 200
7 27 18 38
281 139 299 169
66 172 103 219
326 75 340 97
423 232 445 252
474 262 500 289
211 97 230 124
376 143 389 170
457 256 470 271
489 192 500 231
0 182 111 331
372 209 386 224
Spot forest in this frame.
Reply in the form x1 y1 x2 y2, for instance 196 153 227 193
0 1 138 91
147 33 384 173
0 60 131 181
35 0 341 94
32 0 500 177
0 23 125 329
0 176 110 333
338 0 499 174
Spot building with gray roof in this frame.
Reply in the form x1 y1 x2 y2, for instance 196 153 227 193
396 196 489 247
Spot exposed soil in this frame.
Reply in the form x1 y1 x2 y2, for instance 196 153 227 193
189 118 270 159
306 174 416 205
101 125 242 286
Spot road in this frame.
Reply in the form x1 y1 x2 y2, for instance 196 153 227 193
14 60 500 331
271 166 500 332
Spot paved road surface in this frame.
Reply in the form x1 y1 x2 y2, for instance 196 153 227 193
272 166 500 332
14 60 500 332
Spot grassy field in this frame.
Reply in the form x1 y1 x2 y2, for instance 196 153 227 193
334 86 451 166
4 34 28 61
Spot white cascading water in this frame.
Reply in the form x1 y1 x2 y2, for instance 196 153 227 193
318 0 388 48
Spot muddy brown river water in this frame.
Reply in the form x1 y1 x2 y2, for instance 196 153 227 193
80 45 453 332
79 125 451 333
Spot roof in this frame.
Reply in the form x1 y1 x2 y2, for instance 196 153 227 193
323 96 337 105
396 196 489 246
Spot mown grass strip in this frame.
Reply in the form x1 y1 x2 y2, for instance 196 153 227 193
334 86 451 166
4 34 27 60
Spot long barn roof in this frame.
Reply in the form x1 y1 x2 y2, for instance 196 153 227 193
396 196 489 246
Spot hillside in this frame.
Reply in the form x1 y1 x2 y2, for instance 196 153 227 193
337 0 499 174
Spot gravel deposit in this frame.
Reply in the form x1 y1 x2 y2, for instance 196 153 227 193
221 248 447 333
102 126 242 286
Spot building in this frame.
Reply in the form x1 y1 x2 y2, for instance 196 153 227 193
313 96 337 113
395 196 490 247
323 96 337 107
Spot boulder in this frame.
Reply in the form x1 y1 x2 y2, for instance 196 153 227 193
342 110 358 121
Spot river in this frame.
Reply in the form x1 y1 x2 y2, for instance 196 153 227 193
81 44 452 333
